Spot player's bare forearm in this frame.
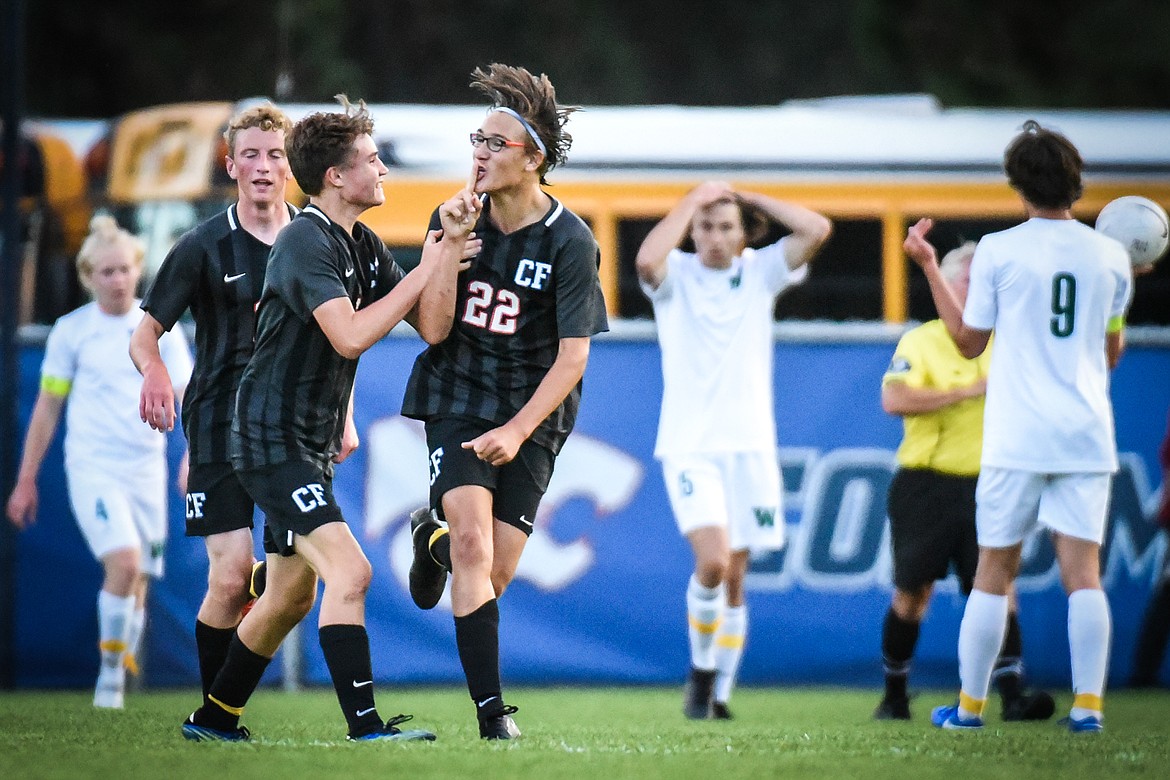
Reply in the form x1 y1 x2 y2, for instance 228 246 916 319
881 378 984 416
636 182 730 287
739 192 833 268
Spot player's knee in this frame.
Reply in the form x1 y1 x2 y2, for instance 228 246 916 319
328 555 372 604
695 555 729 587
449 525 492 573
101 548 141 593
206 563 251 608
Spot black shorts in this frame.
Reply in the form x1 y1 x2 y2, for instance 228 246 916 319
184 461 255 537
887 467 978 594
235 460 345 556
425 416 555 536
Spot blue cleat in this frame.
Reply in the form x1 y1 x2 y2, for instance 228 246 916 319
181 714 251 742
1058 714 1103 734
931 703 984 730
348 714 436 742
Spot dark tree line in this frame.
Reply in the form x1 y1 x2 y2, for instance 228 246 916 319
26 0 1170 117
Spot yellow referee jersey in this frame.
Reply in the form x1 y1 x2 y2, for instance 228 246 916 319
882 320 991 477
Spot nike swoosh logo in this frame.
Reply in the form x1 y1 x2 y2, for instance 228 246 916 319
345 266 355 277
352 679 373 688
516 515 533 527
356 707 377 717
224 272 247 283
476 696 499 709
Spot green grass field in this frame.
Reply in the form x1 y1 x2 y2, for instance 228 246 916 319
1 686 1167 779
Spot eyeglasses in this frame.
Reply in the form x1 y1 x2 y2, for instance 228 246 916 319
469 132 526 153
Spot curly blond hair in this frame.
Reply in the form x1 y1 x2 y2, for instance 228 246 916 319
76 215 144 289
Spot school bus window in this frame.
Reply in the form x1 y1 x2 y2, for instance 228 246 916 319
777 218 883 321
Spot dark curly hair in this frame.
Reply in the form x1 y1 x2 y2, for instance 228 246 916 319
1003 119 1084 210
287 94 375 196
470 63 579 185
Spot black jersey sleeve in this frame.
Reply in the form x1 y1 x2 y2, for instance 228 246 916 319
554 221 609 338
141 230 204 330
269 220 350 322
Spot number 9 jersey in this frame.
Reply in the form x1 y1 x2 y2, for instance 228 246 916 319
402 196 609 455
962 217 1132 473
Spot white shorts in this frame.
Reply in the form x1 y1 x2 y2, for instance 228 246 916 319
975 466 1112 547
66 467 168 578
661 451 784 552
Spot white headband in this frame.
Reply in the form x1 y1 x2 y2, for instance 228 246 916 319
491 107 547 156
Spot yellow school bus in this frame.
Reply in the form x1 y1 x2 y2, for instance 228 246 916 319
94 97 1170 325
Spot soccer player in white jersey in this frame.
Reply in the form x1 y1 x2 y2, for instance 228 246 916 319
6 216 193 708
636 181 831 718
905 120 1133 734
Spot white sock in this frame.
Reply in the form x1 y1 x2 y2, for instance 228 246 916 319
686 575 723 670
1068 588 1111 718
97 591 134 679
126 607 145 667
714 604 746 703
957 590 1008 717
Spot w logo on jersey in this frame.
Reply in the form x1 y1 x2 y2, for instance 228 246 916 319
753 507 776 528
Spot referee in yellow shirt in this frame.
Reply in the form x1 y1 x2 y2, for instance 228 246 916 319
874 241 1053 722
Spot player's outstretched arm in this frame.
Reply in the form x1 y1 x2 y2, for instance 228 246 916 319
636 181 733 289
5 390 66 529
904 218 990 359
739 191 833 269
130 313 177 432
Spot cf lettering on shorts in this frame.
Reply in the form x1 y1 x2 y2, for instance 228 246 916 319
429 447 445 487
186 492 207 519
291 483 328 513
514 258 552 290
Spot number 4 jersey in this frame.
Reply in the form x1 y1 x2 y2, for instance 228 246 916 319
963 217 1132 473
402 196 609 455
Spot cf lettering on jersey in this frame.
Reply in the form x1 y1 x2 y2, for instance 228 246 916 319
514 258 552 290
186 492 207 519
429 447 444 487
291 483 328 513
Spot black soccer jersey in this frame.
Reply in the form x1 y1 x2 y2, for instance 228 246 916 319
401 196 609 454
231 206 405 472
141 203 296 465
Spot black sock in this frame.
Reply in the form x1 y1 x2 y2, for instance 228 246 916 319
881 608 919 699
195 634 271 730
430 531 451 569
1132 579 1170 683
455 599 504 718
195 620 236 699
319 624 382 737
995 612 1024 700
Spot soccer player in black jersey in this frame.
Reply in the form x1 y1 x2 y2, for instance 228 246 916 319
403 64 609 740
179 97 479 743
130 104 295 697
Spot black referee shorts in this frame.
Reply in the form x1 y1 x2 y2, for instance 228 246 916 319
887 467 979 594
184 461 256 537
425 416 555 536
235 460 344 556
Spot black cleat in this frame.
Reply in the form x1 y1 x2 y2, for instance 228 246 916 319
1002 690 1056 721
683 667 716 719
479 705 521 740
873 695 912 720
347 713 437 742
181 713 251 742
249 559 267 599
711 701 734 720
408 508 448 610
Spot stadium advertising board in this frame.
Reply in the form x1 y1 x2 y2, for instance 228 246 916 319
10 334 1169 689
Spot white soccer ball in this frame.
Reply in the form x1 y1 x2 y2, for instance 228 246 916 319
1094 195 1170 270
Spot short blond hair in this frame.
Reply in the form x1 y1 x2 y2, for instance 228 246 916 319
224 103 292 157
76 215 144 289
940 240 977 282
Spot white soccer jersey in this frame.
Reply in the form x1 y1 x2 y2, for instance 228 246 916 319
643 240 807 457
40 301 193 474
963 218 1132 472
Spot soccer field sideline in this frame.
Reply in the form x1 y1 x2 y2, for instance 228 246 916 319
1 687 1167 779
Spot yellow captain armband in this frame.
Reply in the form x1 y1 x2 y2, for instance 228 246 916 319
40 376 72 397
1106 315 1126 335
